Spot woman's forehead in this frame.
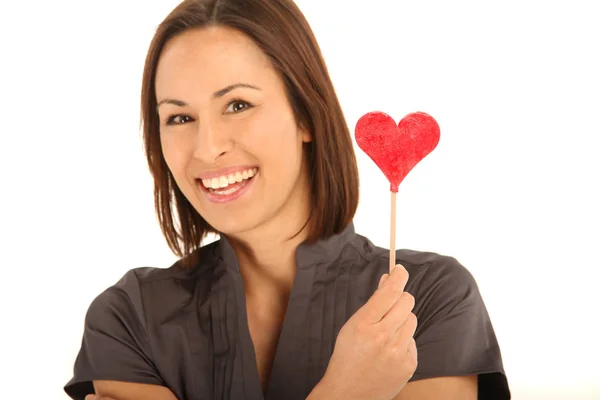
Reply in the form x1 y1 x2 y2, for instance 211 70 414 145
158 27 270 78
155 27 277 98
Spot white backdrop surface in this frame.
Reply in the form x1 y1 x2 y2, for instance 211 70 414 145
0 1 598 398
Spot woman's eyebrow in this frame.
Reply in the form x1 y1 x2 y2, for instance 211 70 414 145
212 83 261 98
156 83 261 110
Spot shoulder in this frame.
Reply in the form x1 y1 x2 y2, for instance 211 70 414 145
361 240 482 314
393 249 483 319
357 234 477 292
86 241 221 327
396 249 478 295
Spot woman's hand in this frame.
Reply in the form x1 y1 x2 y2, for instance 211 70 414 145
85 396 116 400
316 265 418 400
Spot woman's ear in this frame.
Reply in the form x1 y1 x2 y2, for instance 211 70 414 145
299 125 312 143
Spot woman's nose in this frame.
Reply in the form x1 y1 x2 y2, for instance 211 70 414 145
193 120 233 162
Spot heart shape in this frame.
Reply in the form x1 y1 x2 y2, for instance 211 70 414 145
355 111 440 192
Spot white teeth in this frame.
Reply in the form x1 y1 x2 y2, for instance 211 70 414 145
201 168 258 190
213 186 239 195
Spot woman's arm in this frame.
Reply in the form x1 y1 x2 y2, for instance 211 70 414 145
90 380 179 400
91 381 334 400
393 375 477 400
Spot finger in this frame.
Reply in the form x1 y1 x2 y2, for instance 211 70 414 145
85 396 98 400
377 273 389 289
357 265 409 323
391 312 418 350
407 337 418 366
379 291 415 332
408 337 417 355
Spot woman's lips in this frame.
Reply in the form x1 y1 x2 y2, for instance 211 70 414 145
198 172 257 204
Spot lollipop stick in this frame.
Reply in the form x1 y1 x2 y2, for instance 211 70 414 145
390 191 396 273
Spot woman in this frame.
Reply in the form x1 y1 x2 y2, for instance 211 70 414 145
65 0 510 399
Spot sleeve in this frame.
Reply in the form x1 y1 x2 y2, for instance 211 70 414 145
64 270 165 400
407 256 511 399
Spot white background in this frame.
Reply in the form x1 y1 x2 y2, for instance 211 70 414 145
1 0 598 398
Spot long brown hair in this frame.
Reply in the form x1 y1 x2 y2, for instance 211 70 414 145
140 0 359 268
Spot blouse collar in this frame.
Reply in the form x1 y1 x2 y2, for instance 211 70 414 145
217 223 356 273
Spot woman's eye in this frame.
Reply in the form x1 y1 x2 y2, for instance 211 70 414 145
165 114 192 125
226 100 251 113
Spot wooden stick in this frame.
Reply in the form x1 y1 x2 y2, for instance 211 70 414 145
390 191 396 273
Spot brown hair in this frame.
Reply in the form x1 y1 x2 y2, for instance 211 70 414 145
140 0 359 267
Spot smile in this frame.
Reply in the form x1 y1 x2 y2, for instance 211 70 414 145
201 167 257 191
198 167 258 203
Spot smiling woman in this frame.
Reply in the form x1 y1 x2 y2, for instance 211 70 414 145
154 25 315 242
64 0 510 399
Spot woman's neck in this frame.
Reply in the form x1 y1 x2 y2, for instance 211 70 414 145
227 215 311 303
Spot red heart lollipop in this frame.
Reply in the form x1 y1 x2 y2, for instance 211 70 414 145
355 111 440 192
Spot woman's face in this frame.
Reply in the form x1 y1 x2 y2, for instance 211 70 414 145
155 26 312 238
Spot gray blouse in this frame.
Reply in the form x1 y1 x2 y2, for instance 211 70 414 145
65 223 510 399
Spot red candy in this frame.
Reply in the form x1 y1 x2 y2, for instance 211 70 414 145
355 111 440 192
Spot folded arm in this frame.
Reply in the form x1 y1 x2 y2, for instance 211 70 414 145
88 380 178 400
393 375 478 400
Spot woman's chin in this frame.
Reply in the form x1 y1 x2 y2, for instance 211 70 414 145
207 215 260 239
